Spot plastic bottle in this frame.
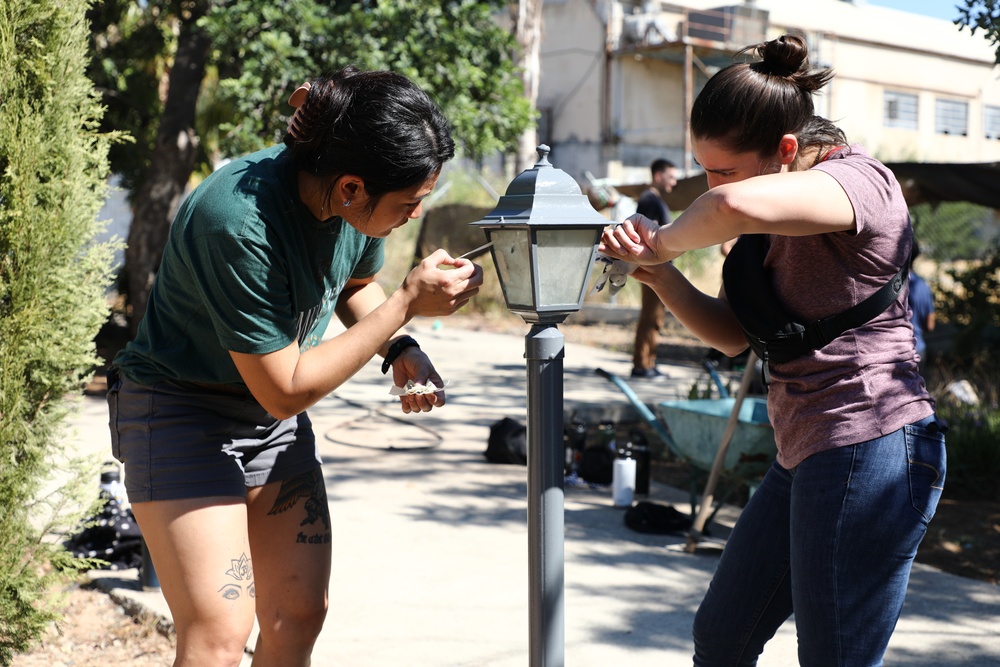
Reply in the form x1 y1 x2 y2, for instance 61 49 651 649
612 449 636 507
563 420 587 475
629 432 652 496
99 462 127 508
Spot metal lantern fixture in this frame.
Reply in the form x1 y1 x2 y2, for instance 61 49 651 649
472 145 611 323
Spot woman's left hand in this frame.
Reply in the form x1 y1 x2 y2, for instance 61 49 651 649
392 347 446 414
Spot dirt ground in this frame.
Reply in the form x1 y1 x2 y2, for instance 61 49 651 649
11 314 997 665
10 583 176 667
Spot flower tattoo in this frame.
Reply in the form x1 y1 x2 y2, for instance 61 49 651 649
218 552 255 601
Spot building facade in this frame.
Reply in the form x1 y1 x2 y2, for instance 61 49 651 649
537 0 1000 187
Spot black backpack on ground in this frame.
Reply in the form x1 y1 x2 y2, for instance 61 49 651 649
64 496 143 570
484 417 528 465
624 501 693 535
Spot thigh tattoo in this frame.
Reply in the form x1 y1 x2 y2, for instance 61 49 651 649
219 552 255 601
267 468 331 545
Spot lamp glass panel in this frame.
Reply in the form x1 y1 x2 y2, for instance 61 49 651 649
490 228 535 309
536 228 599 307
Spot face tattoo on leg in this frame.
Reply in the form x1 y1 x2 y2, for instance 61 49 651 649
218 553 255 602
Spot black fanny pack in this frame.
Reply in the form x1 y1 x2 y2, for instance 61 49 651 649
722 234 906 385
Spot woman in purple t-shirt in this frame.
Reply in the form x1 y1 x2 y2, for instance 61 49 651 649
601 34 944 666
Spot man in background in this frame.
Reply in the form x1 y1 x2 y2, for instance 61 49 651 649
631 158 677 379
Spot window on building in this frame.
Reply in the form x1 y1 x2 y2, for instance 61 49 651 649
986 105 1000 140
537 107 553 147
935 98 968 136
884 91 918 129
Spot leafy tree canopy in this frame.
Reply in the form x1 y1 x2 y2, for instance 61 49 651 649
956 0 1000 63
87 0 174 193
89 0 534 192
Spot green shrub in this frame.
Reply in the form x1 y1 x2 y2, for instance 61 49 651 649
935 242 1000 358
928 351 1000 501
0 0 122 661
923 235 1000 500
935 402 1000 500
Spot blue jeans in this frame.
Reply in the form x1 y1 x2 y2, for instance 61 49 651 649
692 416 946 666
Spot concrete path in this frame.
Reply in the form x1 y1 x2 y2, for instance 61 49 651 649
65 317 999 665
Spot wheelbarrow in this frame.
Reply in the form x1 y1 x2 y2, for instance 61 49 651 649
595 353 775 550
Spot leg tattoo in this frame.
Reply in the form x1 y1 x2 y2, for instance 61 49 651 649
218 552 255 601
268 468 332 545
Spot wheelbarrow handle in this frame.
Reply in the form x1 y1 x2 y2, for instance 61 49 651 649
686 351 759 552
594 368 655 423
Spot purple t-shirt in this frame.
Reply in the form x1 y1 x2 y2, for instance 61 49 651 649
764 146 934 468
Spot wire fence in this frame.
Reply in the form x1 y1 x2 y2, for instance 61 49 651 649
909 202 1000 326
907 202 1000 395
911 201 1000 266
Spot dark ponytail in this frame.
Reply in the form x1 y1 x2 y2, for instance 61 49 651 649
283 66 455 209
690 34 834 157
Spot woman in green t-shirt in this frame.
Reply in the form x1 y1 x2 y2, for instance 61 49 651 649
109 67 482 666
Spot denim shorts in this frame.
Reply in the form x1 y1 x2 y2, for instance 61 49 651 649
107 370 321 503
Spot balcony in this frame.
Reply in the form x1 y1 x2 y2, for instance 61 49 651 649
618 3 769 65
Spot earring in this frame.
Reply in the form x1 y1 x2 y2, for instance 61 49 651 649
344 200 351 207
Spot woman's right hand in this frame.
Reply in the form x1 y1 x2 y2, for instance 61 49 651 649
599 214 681 266
398 248 484 318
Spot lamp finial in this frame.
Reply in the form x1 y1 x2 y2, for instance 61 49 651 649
535 145 551 168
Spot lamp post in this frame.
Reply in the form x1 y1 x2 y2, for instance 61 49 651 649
472 145 610 667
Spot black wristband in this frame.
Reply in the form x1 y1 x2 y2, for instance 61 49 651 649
381 336 420 374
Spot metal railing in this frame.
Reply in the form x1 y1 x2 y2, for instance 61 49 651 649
619 3 768 51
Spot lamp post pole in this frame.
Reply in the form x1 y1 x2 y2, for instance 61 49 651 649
525 323 566 667
470 144 610 667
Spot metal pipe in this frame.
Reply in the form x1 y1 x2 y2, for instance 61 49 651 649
525 323 566 667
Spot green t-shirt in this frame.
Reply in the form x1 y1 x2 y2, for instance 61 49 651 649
115 145 384 386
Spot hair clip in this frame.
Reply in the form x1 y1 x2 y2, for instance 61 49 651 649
287 82 313 141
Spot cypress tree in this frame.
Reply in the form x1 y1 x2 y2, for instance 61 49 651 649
0 0 121 660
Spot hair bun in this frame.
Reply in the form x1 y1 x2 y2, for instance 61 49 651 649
758 34 809 77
